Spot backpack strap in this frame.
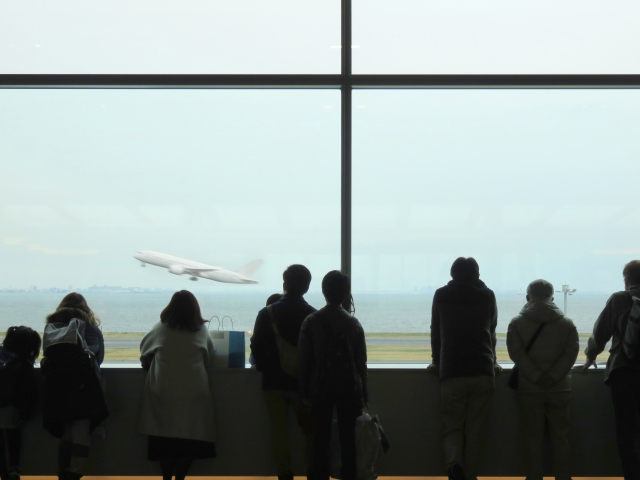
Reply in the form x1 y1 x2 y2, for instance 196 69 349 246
266 305 282 339
525 322 546 353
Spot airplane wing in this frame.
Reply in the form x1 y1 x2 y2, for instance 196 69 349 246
184 267 221 273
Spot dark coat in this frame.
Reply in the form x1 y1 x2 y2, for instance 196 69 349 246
431 279 498 380
0 347 38 421
298 305 368 408
250 294 316 391
42 308 109 437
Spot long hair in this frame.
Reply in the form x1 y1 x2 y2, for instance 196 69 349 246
3 326 41 363
342 294 355 315
160 290 206 332
54 292 101 326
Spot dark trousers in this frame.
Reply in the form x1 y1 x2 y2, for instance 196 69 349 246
263 390 314 480
312 398 360 480
610 367 640 480
0 429 20 480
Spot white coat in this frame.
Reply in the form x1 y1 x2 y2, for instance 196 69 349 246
507 301 579 393
137 321 216 442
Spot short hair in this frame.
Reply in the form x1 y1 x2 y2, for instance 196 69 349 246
3 326 41 363
322 270 351 305
527 279 554 302
55 292 101 326
450 257 480 282
160 290 206 332
623 260 640 286
266 293 283 306
283 264 311 296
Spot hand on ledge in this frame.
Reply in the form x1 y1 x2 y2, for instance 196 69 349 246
580 357 598 373
426 363 439 376
494 364 503 376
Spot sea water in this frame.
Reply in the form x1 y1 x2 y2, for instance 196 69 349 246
0 291 610 335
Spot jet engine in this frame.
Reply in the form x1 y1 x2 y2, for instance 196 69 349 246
189 276 198 281
169 265 185 275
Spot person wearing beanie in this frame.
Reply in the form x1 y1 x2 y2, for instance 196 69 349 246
507 279 579 480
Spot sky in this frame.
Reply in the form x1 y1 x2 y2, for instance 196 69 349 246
1 0 640 74
2 1 640 293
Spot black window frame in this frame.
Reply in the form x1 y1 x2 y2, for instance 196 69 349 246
2 0 640 277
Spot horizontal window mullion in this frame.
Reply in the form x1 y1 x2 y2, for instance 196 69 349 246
351 74 640 88
3 74 640 89
0 74 343 88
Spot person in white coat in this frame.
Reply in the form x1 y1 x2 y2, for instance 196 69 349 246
507 279 579 480
138 290 216 480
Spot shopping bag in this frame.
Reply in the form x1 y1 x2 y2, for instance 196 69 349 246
355 412 380 480
209 316 245 368
329 410 390 480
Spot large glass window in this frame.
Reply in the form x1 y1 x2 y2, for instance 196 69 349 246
0 89 340 361
353 0 640 74
353 89 640 362
0 0 340 74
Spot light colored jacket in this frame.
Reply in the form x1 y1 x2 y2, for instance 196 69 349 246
507 301 579 393
137 322 216 442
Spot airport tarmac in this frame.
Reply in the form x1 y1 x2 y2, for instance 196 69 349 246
103 335 597 350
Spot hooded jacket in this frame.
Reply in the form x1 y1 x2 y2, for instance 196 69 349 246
585 286 640 383
507 301 579 393
431 279 498 380
42 307 108 437
45 307 104 366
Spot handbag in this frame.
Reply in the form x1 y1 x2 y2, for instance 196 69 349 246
266 305 299 377
508 322 546 390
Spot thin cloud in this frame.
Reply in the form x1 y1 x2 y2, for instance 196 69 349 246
5 237 98 256
4 237 28 245
29 245 98 256
593 249 640 255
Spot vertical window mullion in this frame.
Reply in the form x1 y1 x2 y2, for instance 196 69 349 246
341 0 353 277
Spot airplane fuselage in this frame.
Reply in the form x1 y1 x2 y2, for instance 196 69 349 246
133 251 259 284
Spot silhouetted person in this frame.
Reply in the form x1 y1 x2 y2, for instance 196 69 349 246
427 257 499 480
138 290 216 480
249 293 284 368
298 270 367 480
42 293 108 480
583 260 640 479
250 266 316 480
507 279 579 480
0 326 40 480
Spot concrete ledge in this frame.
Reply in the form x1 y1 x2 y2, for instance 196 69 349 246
20 367 620 477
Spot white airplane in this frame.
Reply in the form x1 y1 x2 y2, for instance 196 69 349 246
133 250 262 284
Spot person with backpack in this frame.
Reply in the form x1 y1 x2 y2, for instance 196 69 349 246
507 279 579 480
427 257 499 480
0 326 41 480
298 270 367 480
583 260 640 479
250 265 316 480
137 290 216 480
42 293 108 480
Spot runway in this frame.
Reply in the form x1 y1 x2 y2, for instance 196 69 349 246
103 335 597 350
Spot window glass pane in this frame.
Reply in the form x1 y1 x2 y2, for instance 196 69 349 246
0 89 340 362
353 0 640 74
353 89 640 363
0 0 340 74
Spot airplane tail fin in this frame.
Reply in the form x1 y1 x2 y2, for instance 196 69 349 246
235 259 263 278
